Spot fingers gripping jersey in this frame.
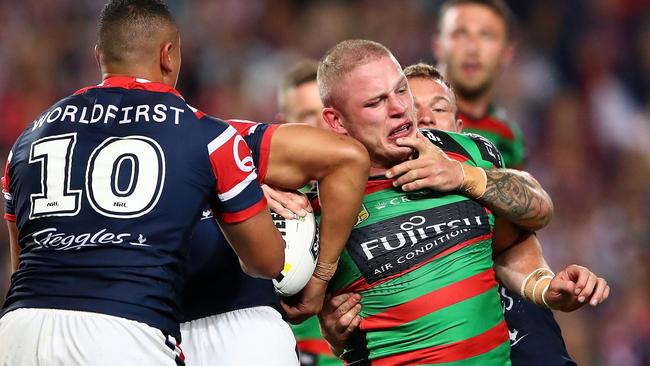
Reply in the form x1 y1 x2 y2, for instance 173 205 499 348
327 130 510 365
1 77 266 339
182 120 281 322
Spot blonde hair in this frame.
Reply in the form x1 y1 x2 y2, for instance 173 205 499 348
317 39 393 108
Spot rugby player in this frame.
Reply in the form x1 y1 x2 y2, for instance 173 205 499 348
277 60 329 129
313 40 608 365
0 1 285 365
179 120 370 366
434 1 578 363
276 61 344 366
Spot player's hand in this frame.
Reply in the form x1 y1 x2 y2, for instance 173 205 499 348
385 132 464 192
262 185 311 219
280 275 328 324
544 264 610 311
318 292 362 357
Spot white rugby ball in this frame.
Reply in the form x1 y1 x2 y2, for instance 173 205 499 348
272 209 320 296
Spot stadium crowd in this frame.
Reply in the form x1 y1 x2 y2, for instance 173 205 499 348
0 0 648 364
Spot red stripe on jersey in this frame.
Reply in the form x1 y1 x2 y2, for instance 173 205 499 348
227 119 260 135
311 179 393 213
297 339 336 356
209 127 256 200
336 233 492 295
226 120 280 182
2 157 10 192
459 115 515 141
216 198 267 223
372 320 509 365
193 110 205 119
4 213 16 222
360 268 497 331
74 76 183 99
445 151 469 163
365 179 394 195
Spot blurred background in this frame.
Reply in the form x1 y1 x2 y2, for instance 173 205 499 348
0 0 649 364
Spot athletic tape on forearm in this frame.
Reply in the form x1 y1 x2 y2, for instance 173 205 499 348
520 268 554 308
458 162 487 199
313 261 338 282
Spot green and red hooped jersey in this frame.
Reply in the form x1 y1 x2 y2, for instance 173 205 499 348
291 316 343 366
327 129 511 365
459 105 525 169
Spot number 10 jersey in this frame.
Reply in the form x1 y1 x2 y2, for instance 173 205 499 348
1 77 266 340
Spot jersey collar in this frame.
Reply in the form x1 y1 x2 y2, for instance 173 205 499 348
74 76 183 99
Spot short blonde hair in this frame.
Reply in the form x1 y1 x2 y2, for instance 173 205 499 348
317 40 393 108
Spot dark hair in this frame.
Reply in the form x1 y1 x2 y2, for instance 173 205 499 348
98 0 177 63
437 0 515 40
277 60 318 112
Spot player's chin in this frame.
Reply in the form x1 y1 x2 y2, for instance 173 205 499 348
387 145 413 164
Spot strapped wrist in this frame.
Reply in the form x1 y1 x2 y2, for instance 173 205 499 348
520 267 555 308
313 260 338 282
458 163 487 199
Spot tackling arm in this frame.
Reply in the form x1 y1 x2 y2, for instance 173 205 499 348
264 124 370 321
387 132 553 231
492 219 609 311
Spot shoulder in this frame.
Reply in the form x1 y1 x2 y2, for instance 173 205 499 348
419 128 504 169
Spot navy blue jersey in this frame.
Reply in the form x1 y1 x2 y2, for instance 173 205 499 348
1 77 266 339
500 287 576 366
181 120 280 322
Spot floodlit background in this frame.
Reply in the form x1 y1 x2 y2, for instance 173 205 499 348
1 1 649 364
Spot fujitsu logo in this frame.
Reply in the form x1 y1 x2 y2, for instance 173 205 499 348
359 215 484 260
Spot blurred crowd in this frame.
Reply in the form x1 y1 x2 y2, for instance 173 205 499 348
0 0 649 364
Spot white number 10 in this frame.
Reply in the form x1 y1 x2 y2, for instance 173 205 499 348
29 133 165 219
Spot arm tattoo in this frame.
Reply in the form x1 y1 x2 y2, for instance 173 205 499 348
480 169 553 230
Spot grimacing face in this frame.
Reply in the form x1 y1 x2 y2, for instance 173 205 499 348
326 56 418 172
435 3 512 100
408 77 461 133
283 80 328 129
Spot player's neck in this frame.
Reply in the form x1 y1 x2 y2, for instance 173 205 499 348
101 65 165 85
457 93 492 120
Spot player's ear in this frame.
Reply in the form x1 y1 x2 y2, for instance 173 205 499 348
455 117 463 132
160 41 174 76
94 45 101 68
322 107 348 135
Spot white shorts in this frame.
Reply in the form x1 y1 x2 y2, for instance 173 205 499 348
0 308 183 366
180 306 298 366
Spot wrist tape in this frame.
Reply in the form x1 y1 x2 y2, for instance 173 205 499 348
458 162 487 199
313 261 338 282
520 267 554 308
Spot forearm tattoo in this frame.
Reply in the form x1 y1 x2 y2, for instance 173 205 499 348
481 169 552 229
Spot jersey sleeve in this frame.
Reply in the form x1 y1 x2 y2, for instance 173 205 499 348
226 120 280 183
2 150 16 222
464 133 505 169
206 124 267 223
